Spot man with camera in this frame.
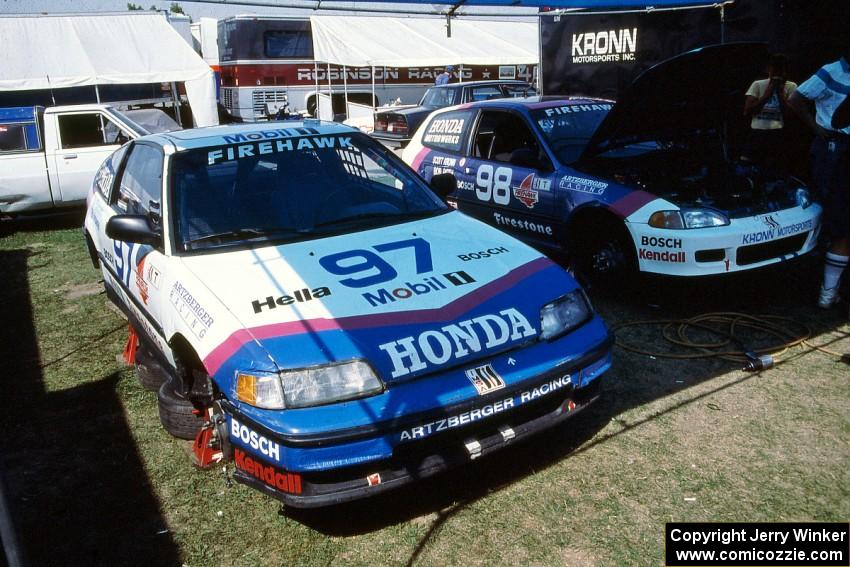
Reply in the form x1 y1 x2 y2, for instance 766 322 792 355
744 53 797 173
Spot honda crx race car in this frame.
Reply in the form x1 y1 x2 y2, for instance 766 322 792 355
82 120 612 507
401 44 822 281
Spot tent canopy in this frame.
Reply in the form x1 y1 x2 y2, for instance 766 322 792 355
337 0 716 6
0 13 218 127
310 15 538 68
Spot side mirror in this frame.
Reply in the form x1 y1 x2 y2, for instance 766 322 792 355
430 173 457 200
106 214 162 247
510 148 545 170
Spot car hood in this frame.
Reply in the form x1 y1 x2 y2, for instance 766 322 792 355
581 42 769 159
182 212 577 384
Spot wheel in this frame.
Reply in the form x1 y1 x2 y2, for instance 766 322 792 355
157 381 203 440
569 220 636 288
134 345 167 391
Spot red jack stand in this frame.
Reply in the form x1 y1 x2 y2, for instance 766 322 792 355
122 324 138 365
192 408 224 469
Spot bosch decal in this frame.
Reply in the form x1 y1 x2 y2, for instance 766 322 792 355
252 287 332 313
640 236 682 249
378 308 536 378
399 374 572 441
231 418 281 462
457 247 509 261
559 175 608 195
170 281 215 339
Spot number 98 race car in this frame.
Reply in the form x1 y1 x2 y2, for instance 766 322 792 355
402 43 822 281
82 120 612 507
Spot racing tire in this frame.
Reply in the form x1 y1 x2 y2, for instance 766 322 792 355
157 382 203 440
569 220 636 289
134 346 167 392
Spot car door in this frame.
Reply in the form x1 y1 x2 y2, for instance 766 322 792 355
51 111 132 204
412 108 477 202
99 142 169 349
455 109 561 250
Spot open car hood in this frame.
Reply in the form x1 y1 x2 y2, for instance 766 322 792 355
581 42 769 160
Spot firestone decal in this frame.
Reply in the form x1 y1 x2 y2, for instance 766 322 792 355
378 308 536 378
493 212 553 236
398 374 572 441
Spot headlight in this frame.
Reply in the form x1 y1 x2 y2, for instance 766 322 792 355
540 290 592 341
795 187 811 209
281 360 383 409
235 371 286 409
648 209 728 229
682 209 729 228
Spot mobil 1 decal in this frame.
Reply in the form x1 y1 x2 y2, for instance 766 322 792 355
318 237 476 307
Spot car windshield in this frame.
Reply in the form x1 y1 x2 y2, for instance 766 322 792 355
171 131 449 252
419 87 459 108
531 103 612 164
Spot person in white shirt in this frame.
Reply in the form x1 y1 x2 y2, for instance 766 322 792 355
743 53 797 174
789 46 850 311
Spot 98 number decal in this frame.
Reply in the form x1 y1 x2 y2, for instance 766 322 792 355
476 165 512 205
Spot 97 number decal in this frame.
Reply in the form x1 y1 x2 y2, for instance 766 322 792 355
476 164 512 205
319 238 433 288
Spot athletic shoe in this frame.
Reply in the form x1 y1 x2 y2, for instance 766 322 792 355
817 285 840 309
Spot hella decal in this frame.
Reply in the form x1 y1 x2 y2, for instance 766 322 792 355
231 418 281 462
399 374 572 441
252 287 332 313
378 308 536 379
363 271 474 307
234 449 302 495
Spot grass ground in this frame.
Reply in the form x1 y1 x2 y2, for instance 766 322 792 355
0 213 847 567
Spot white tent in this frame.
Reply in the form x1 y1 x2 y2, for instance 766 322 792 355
309 15 538 68
0 13 218 127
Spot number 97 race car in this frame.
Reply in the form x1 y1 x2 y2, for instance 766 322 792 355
82 120 612 507
402 43 822 281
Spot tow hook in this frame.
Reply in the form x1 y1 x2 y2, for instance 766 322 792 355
192 406 225 469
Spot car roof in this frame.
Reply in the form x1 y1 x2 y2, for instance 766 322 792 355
432 80 532 89
144 120 358 152
466 95 614 110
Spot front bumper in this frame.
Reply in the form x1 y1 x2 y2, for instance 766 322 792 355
225 335 612 508
628 204 822 276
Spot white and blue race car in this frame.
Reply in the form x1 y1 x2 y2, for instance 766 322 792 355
83 120 612 507
402 44 822 281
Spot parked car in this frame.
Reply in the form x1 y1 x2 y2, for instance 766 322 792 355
82 120 612 507
372 80 535 149
0 104 179 215
402 44 822 281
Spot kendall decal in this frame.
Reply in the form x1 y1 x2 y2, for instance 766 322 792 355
639 249 685 263
234 449 302 495
378 308 536 378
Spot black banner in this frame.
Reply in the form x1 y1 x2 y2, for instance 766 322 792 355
666 522 849 567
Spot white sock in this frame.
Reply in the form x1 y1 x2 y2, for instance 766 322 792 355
823 252 849 290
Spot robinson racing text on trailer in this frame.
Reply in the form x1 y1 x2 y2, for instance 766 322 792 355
218 15 537 122
82 120 612 507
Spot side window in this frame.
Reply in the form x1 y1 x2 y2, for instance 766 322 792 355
57 113 126 149
420 109 475 154
114 144 164 221
467 86 503 102
472 111 541 164
504 85 537 98
94 145 129 198
0 124 28 152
